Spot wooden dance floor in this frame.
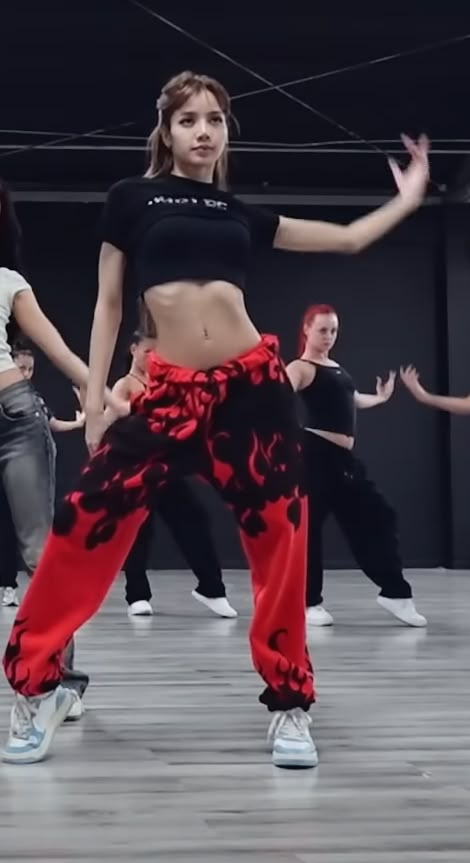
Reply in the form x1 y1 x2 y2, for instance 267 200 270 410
1 569 470 862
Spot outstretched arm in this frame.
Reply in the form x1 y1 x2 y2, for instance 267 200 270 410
401 366 470 415
49 411 86 433
274 136 429 254
355 371 396 409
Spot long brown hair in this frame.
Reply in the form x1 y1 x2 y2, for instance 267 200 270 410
145 71 232 188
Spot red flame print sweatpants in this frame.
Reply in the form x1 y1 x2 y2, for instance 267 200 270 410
4 335 315 711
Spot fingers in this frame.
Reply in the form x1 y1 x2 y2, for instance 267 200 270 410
388 157 403 189
399 364 419 382
401 133 430 160
417 133 430 154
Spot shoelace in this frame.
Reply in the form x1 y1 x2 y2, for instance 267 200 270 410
276 710 311 740
269 709 311 743
11 696 36 740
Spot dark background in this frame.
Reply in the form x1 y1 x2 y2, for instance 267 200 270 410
15 197 470 570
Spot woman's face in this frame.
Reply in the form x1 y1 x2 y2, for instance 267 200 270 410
304 313 339 353
14 351 34 380
166 89 228 176
130 338 154 374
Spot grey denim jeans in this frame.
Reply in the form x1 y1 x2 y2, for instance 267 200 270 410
0 380 89 697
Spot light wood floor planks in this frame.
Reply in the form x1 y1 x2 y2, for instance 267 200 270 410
1 568 470 862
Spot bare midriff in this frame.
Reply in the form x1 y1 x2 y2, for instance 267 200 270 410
144 279 261 369
0 366 25 392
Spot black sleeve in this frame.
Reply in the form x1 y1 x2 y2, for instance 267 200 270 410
98 180 132 253
244 202 280 249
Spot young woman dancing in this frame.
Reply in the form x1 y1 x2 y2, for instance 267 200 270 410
287 304 427 628
0 342 85 608
1 71 429 767
116 330 237 618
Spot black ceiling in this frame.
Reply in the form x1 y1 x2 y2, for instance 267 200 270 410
2 0 470 193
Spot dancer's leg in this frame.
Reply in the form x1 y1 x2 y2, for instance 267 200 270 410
203 337 316 767
156 479 237 616
332 454 426 626
0 382 89 690
157 480 226 597
2 368 203 762
124 514 153 608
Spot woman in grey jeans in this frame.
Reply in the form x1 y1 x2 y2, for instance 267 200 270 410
0 181 125 715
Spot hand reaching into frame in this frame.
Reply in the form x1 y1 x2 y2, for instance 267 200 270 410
388 134 430 208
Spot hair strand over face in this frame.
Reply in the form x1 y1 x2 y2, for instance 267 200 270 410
145 70 232 188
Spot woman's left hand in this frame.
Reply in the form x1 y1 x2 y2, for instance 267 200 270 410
376 370 396 403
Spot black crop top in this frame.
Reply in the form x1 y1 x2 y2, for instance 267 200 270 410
298 360 357 437
99 174 280 297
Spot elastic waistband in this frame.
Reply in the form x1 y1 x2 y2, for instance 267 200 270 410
147 334 280 383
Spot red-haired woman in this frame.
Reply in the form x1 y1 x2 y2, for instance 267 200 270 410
2 71 429 767
287 304 427 628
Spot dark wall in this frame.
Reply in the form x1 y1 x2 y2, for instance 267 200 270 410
445 206 470 567
13 200 460 569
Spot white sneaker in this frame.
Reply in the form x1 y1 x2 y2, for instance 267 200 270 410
2 587 19 608
306 605 334 626
191 590 238 618
63 691 85 722
377 596 427 628
2 686 74 764
268 708 318 768
128 600 153 617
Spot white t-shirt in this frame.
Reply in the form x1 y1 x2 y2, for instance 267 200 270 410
0 267 32 373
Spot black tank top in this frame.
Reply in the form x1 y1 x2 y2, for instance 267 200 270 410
298 360 356 436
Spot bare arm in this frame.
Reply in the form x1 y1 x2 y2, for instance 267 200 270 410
102 377 132 423
274 136 429 255
13 291 89 387
49 411 86 433
420 394 470 415
400 365 470 415
285 360 314 393
354 393 386 409
354 372 396 409
275 198 417 255
86 243 125 414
